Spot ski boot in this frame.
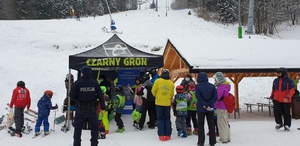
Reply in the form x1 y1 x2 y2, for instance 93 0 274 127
116 127 125 133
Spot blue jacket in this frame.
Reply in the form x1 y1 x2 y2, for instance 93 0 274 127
150 74 159 84
37 95 55 117
195 72 217 113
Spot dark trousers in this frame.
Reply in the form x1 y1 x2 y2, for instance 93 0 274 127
197 111 216 145
273 100 291 127
214 118 219 134
35 116 50 132
14 107 24 132
73 109 99 146
115 113 124 128
186 110 198 128
156 105 172 136
139 101 155 128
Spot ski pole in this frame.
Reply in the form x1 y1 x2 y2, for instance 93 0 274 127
53 109 57 132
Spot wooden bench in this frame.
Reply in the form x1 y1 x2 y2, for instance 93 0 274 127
229 108 241 119
268 104 274 116
244 103 257 113
257 103 270 112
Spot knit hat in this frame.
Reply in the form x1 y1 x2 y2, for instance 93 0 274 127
160 69 170 79
80 66 92 77
213 72 226 84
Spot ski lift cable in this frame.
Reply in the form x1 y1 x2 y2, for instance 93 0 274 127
104 0 113 22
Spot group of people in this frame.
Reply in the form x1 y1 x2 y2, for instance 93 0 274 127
7 66 298 146
8 81 58 137
171 71 231 146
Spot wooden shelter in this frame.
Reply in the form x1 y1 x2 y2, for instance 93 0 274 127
162 38 300 117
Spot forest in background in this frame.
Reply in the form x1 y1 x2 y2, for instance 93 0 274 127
1 0 300 35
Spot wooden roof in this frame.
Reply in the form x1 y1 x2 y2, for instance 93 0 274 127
162 39 300 116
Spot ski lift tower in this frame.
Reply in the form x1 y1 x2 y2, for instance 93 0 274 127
247 0 254 34
156 0 158 12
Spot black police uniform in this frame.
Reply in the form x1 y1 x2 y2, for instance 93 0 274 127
70 75 106 146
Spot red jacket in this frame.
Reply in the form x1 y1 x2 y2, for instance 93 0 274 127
9 87 31 109
271 77 295 103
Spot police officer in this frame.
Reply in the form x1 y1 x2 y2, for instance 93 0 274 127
70 66 106 146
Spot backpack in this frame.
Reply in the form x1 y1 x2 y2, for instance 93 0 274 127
223 93 236 113
136 86 144 96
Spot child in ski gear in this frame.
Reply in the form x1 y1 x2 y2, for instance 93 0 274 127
70 66 106 146
270 67 295 131
131 77 142 128
133 86 143 130
98 86 111 138
213 72 231 143
114 85 126 132
186 82 198 135
138 73 156 129
151 69 174 141
195 72 217 146
173 85 188 138
9 80 31 133
34 90 58 136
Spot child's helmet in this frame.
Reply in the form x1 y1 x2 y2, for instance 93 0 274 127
176 85 184 93
132 109 141 122
17 81 25 87
44 90 53 98
100 86 107 93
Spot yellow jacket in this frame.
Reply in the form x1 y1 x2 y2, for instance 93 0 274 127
151 78 175 106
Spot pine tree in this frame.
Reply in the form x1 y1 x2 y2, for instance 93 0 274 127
218 0 237 23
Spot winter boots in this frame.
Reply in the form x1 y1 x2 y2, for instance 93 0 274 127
187 127 192 135
275 124 283 130
193 128 198 135
177 129 188 138
116 127 125 133
98 132 106 139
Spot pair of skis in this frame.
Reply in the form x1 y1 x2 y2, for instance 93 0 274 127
102 27 123 34
32 130 52 138
25 109 38 123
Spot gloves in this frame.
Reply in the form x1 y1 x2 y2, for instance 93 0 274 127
53 104 58 109
270 96 274 100
173 111 177 116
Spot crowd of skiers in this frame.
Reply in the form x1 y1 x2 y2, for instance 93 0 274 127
7 66 298 146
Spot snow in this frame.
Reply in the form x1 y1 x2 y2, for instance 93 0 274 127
1 1 300 146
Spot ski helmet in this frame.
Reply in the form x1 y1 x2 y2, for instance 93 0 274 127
176 85 184 93
17 81 25 88
44 90 53 98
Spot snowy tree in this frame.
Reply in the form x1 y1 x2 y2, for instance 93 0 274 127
217 0 237 23
35 0 54 19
